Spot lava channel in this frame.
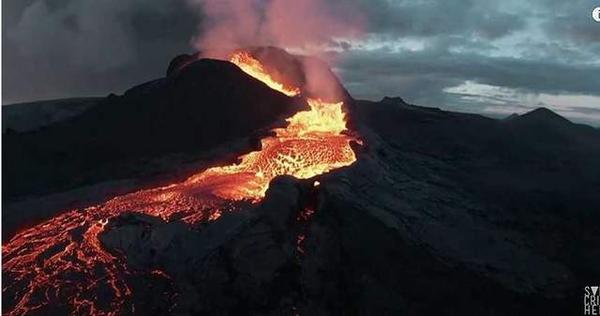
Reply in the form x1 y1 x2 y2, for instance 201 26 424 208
2 50 360 316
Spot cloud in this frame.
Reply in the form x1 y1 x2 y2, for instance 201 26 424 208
358 0 526 40
2 0 198 103
3 0 599 125
339 47 600 96
336 0 600 124
189 0 364 58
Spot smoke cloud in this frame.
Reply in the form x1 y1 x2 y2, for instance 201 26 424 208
188 0 365 102
3 0 197 103
190 0 365 59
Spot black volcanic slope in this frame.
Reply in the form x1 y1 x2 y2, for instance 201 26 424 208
168 46 353 103
2 97 101 133
3 58 305 200
94 97 600 315
3 50 600 315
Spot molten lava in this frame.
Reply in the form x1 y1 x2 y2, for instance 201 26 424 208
2 51 359 316
230 51 300 97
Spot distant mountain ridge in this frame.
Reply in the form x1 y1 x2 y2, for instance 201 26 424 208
2 97 101 133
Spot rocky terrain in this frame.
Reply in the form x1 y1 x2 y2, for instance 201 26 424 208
95 98 600 315
3 49 600 315
4 58 312 199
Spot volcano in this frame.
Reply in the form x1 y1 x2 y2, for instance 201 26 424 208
3 47 600 315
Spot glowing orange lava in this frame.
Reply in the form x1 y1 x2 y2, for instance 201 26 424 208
2 51 359 316
230 51 301 97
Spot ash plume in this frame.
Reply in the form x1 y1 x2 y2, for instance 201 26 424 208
188 0 365 99
190 0 364 58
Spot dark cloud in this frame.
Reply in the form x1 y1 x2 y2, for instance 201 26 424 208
543 5 600 44
569 106 600 116
340 0 600 123
3 0 599 124
358 0 526 40
339 48 600 100
2 0 198 103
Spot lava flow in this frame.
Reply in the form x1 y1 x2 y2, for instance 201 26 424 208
2 51 359 316
229 51 300 97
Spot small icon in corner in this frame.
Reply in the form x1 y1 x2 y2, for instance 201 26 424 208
593 7 600 22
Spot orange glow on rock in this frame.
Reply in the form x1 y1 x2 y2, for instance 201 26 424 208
2 50 359 316
187 97 357 200
229 51 300 96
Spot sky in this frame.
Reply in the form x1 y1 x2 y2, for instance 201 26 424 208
3 0 600 125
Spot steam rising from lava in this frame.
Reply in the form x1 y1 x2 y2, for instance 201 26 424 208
2 50 360 315
190 0 365 100
191 0 364 58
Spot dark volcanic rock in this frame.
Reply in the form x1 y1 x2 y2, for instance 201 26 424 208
3 58 305 199
100 176 310 315
98 97 600 315
94 97 600 315
344 98 600 314
166 47 351 104
2 97 101 133
4 47 600 315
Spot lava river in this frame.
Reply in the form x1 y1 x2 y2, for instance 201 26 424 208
2 51 359 315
